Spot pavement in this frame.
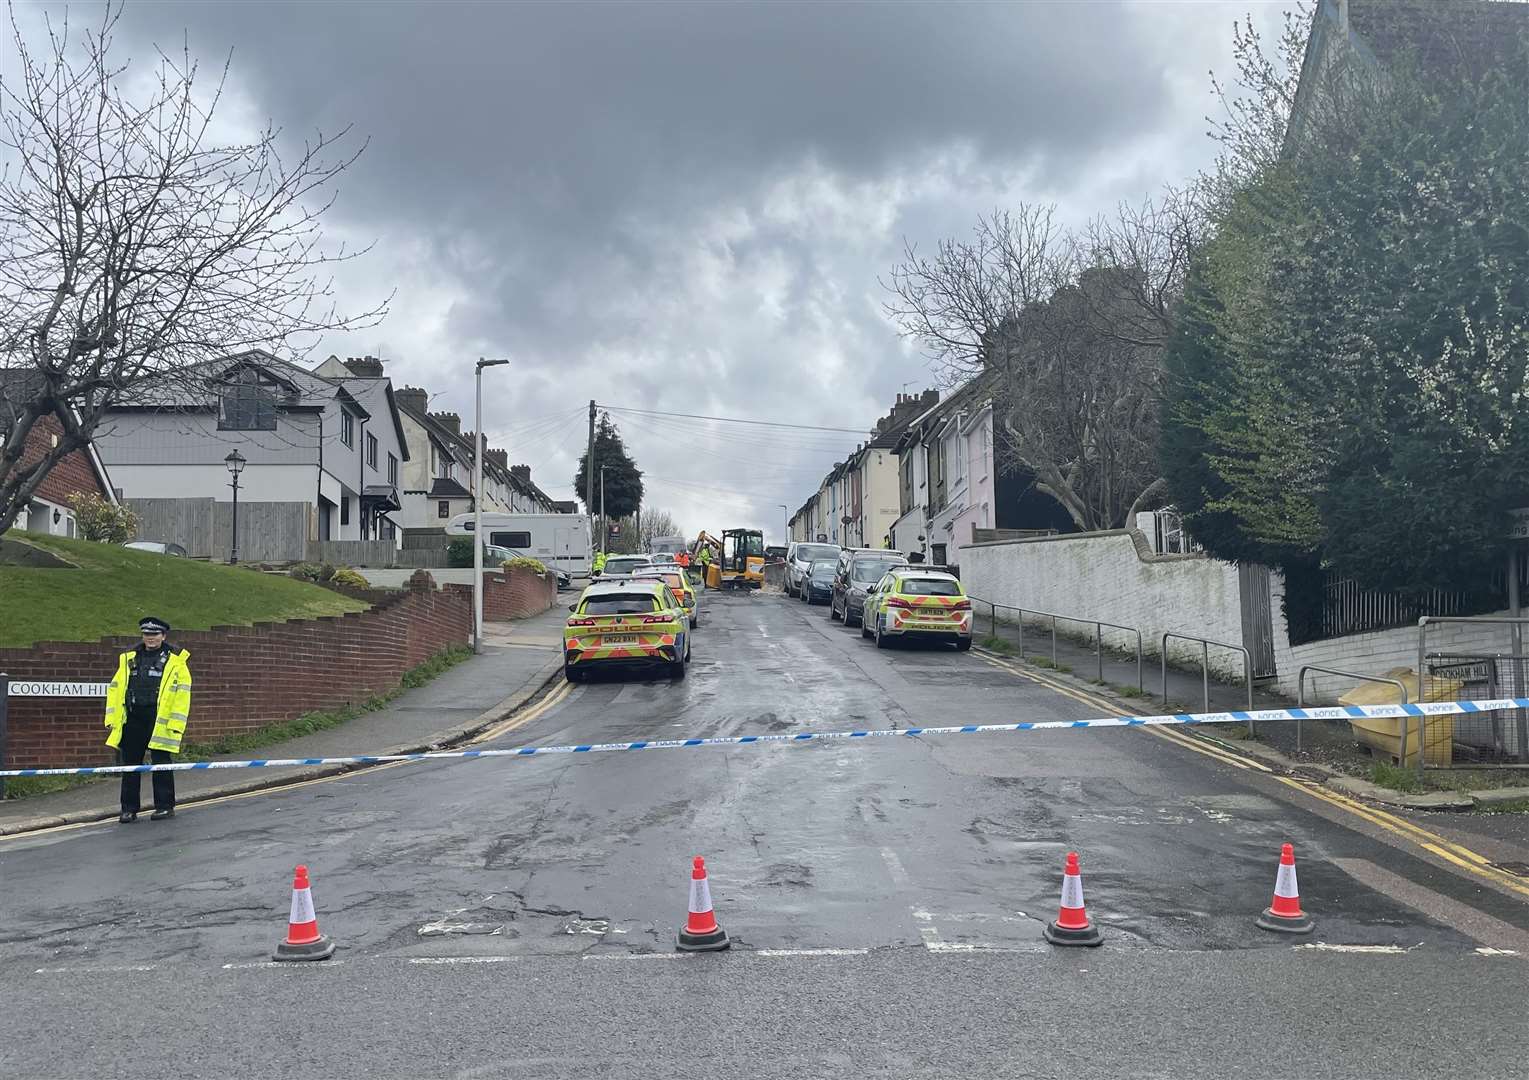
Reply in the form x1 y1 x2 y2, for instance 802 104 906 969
3 590 1529 1078
0 605 569 835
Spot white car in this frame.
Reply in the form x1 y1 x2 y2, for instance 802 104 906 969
596 554 654 579
785 541 840 597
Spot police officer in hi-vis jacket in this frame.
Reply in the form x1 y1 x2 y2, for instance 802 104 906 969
104 616 192 822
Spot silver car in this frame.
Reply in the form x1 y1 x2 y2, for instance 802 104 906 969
596 554 654 579
829 550 907 627
785 541 841 597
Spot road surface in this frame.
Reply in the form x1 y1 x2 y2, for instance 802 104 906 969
3 590 1527 1078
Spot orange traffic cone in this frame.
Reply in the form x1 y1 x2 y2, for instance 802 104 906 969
676 856 730 952
273 864 337 961
1043 851 1103 947
1257 843 1314 934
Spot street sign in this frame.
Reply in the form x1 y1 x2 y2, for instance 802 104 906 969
1511 508 1529 540
5 681 108 697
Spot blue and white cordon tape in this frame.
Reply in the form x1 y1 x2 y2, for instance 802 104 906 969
2 698 1522 778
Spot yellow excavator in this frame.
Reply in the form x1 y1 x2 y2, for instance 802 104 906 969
705 528 765 590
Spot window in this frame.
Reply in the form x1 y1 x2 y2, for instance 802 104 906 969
341 411 355 448
437 500 451 519
490 530 532 549
900 576 961 597
387 453 398 485
931 543 947 565
219 369 277 431
366 432 378 469
581 594 659 616
340 497 350 526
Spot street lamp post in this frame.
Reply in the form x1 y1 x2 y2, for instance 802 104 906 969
778 503 788 548
474 358 511 655
224 450 246 564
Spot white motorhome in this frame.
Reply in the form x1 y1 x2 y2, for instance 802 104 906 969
446 512 593 576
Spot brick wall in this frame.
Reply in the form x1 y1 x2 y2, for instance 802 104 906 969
19 413 107 507
443 567 556 622
0 572 470 769
960 529 1248 678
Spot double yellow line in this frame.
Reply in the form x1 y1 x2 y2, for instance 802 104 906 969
1 675 577 844
974 648 1529 904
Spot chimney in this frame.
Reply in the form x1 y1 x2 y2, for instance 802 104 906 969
510 464 530 482
487 449 509 470
343 355 384 377
430 411 461 437
394 386 429 415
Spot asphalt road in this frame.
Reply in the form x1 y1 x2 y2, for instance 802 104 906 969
3 589 1528 1079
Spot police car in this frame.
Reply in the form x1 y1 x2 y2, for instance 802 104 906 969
563 579 691 681
860 568 973 650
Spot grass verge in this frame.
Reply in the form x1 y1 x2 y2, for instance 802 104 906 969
0 534 369 648
2 644 473 801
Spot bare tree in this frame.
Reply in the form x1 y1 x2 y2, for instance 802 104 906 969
884 203 1174 531
0 5 385 534
638 507 683 549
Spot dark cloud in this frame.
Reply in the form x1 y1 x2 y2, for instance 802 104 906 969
86 0 1266 534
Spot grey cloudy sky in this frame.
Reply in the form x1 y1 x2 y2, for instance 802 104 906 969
24 0 1284 539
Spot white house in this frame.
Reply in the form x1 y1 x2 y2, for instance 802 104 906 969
94 350 408 544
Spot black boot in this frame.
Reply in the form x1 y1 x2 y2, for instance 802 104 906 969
118 812 137 824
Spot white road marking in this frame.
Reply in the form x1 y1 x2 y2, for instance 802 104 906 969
879 847 911 886
1292 942 1419 955
1475 947 1520 957
221 962 283 970
35 965 157 974
581 952 690 962
408 955 518 965
755 948 869 957
758 624 769 638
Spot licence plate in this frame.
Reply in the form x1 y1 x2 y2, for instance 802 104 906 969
601 634 640 644
909 620 949 629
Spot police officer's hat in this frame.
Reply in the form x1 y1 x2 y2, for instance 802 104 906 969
138 616 170 634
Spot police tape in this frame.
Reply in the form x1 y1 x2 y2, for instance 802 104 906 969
1 697 1523 779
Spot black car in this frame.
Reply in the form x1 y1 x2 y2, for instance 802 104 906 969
830 550 908 627
799 558 837 605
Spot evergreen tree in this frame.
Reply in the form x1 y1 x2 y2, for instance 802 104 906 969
572 414 644 520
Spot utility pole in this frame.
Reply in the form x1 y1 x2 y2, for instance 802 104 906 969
585 400 596 520
599 465 608 556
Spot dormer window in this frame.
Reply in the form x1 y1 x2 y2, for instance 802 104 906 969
219 368 278 431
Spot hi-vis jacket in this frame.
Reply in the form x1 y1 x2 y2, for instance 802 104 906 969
103 648 193 754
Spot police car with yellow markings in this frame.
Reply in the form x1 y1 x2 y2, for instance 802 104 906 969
860 567 973 651
563 579 691 682
629 566 702 628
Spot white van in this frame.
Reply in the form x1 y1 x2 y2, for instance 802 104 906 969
446 512 593 576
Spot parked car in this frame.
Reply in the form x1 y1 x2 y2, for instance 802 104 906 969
594 554 654 579
562 579 691 682
860 568 973 650
799 558 837 605
829 550 908 627
123 541 188 558
785 541 841 597
485 544 573 589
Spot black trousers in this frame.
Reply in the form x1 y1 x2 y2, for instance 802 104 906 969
118 715 175 814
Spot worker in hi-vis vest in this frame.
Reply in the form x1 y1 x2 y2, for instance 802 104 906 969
104 616 192 822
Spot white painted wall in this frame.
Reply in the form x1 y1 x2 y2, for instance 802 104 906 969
109 463 318 503
960 529 1248 677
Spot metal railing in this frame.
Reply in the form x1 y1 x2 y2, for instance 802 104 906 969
1418 616 1529 774
1160 633 1254 732
970 597 1143 692
1296 665 1408 756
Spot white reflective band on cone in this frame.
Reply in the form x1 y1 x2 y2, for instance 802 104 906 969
1061 874 1084 910
289 887 317 925
1274 862 1299 900
689 877 713 915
